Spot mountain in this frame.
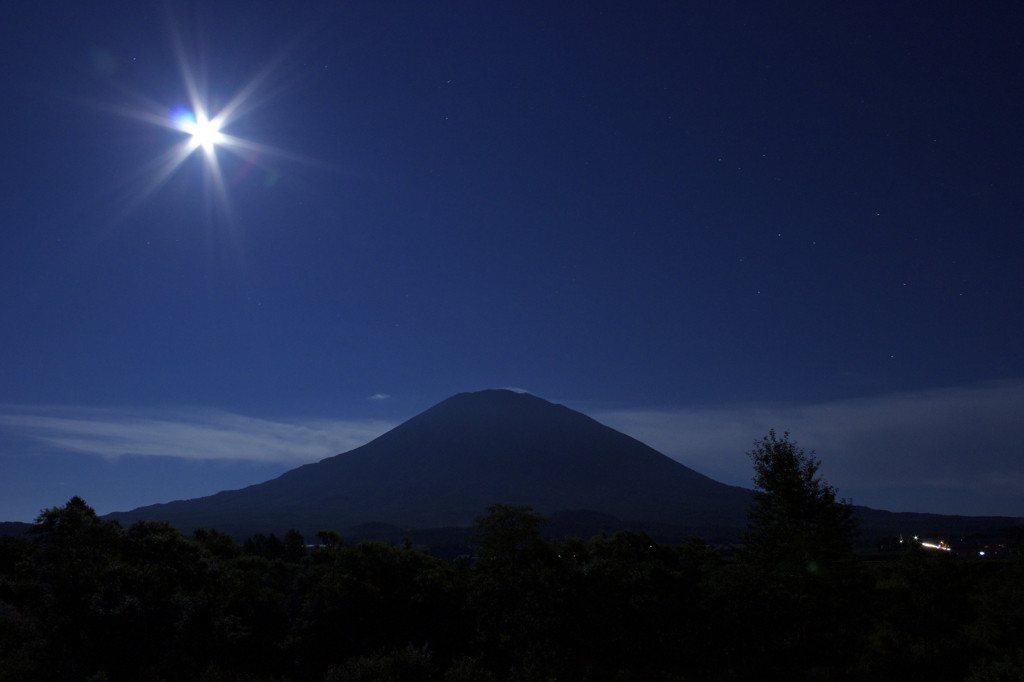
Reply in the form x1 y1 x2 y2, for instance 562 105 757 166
105 390 1024 544
106 390 754 538
0 521 30 538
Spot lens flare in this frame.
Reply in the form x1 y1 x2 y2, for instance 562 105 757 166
170 106 195 129
89 22 327 226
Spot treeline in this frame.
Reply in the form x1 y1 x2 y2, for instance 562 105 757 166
0 497 1022 682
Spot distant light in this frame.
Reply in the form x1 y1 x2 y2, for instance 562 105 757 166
980 551 985 556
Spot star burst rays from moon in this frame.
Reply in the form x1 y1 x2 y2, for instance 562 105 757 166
95 30 320 226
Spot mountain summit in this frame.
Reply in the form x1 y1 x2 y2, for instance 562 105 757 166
108 390 753 537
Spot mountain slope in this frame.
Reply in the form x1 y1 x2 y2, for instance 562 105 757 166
107 390 753 537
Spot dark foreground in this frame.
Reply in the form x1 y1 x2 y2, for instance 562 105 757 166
1 498 1022 682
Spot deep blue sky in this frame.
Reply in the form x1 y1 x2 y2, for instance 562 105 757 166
1 1 1022 521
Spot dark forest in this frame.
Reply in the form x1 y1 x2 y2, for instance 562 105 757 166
1 493 1022 682
2 433 1022 681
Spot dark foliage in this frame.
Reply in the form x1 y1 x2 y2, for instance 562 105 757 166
737 431 870 676
1 494 1021 682
741 430 859 570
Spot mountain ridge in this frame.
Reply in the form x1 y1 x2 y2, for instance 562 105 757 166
103 390 1024 543
106 390 753 537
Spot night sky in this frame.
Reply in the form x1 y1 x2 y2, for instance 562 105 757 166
2 1 1022 521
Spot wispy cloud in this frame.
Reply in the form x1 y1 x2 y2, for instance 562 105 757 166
0 407 396 464
368 394 391 401
590 380 1024 515
3 382 1022 516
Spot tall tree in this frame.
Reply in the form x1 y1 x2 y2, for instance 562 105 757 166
738 430 866 677
469 505 565 675
741 430 858 574
283 529 307 563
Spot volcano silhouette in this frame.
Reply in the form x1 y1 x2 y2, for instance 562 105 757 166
108 390 753 537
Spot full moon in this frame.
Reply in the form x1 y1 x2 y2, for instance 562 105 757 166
170 107 225 152
91 36 317 225
188 118 224 150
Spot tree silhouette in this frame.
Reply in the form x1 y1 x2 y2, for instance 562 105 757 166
470 504 566 675
739 430 866 676
6 494 1023 681
284 529 306 562
316 529 343 547
243 532 286 560
741 429 858 575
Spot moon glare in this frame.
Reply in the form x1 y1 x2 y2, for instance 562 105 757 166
95 30 323 226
